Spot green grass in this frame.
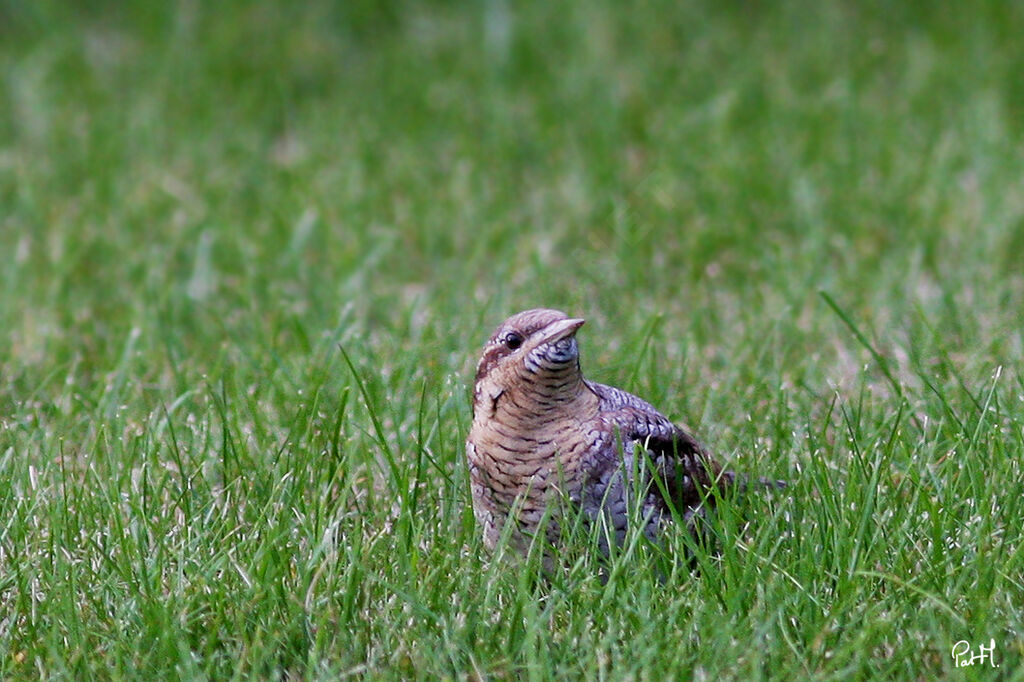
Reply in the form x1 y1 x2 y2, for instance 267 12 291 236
2 0 1023 678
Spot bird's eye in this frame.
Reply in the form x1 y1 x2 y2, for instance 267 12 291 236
503 332 523 350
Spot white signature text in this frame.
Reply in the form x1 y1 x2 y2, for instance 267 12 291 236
951 639 999 668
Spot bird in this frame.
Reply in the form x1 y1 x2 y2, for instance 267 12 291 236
465 308 768 562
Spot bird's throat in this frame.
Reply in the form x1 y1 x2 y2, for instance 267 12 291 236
492 368 598 425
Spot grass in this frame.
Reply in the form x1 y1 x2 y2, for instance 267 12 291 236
1 0 1023 678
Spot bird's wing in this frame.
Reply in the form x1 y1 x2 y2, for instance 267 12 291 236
586 381 732 509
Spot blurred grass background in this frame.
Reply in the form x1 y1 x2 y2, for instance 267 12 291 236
1 0 1022 678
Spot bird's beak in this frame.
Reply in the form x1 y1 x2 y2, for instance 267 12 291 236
540 318 585 345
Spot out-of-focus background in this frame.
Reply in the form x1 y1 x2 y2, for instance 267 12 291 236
2 1 1022 678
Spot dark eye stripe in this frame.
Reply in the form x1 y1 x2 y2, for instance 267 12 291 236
475 344 510 384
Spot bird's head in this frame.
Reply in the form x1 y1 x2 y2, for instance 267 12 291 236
473 308 586 412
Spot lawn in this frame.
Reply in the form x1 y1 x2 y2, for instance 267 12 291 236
1 0 1022 678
